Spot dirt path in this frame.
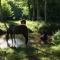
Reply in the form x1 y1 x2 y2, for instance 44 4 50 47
0 35 24 48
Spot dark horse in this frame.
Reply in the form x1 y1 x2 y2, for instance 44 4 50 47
6 24 28 47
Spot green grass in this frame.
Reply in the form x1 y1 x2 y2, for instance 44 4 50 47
0 43 60 60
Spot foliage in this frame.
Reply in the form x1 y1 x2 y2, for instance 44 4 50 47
47 0 60 21
52 30 60 44
1 0 29 20
1 0 13 20
26 20 47 32
38 23 60 35
1 0 60 21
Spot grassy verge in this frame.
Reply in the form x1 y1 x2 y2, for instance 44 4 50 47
0 20 46 32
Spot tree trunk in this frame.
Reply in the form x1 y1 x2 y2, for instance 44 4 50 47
27 0 30 20
44 0 47 21
37 0 39 20
0 0 2 21
32 0 35 20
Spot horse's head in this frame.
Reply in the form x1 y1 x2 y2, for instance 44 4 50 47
21 19 26 25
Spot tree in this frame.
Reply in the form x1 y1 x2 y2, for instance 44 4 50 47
44 0 47 21
27 0 31 20
1 0 13 20
0 0 3 21
47 0 60 22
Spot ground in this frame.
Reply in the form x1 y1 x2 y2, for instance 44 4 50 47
0 33 60 60
0 21 60 60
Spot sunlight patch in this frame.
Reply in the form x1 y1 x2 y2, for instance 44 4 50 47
0 38 24 48
51 45 60 51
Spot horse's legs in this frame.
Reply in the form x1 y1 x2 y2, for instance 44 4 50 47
6 33 10 47
23 33 28 46
25 36 28 46
13 34 16 47
10 33 14 47
10 33 16 47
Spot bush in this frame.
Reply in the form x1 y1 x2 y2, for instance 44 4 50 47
53 31 60 41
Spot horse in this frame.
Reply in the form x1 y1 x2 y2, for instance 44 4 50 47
6 24 28 47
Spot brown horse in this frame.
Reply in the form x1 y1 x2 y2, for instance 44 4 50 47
6 24 28 47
